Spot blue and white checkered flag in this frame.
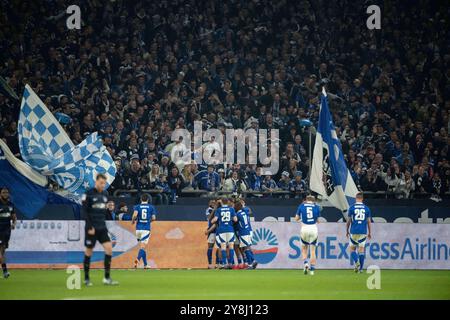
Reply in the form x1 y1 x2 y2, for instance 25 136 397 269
18 84 116 195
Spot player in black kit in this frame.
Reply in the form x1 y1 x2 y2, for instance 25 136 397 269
82 174 118 286
0 187 16 279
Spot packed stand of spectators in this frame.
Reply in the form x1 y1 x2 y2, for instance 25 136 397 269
0 0 449 203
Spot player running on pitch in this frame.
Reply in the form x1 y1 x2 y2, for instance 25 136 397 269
294 195 320 275
210 198 237 269
82 174 118 286
132 193 157 269
235 200 258 270
346 192 372 273
0 187 16 279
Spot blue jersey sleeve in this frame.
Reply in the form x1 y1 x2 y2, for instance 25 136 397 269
314 205 321 218
348 206 354 220
365 206 371 219
296 204 303 217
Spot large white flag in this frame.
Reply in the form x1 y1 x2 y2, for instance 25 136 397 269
310 88 359 213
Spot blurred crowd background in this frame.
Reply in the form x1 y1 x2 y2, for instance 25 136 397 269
0 0 449 203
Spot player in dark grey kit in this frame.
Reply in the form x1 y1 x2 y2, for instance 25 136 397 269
0 187 16 279
82 174 118 286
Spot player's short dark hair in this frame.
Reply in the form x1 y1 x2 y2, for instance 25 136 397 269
141 193 149 202
96 173 107 181
356 192 364 199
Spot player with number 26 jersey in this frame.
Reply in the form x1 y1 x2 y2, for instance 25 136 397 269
346 193 372 273
348 202 371 236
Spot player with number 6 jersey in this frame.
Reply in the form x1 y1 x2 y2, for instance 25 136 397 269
132 194 157 269
346 192 372 273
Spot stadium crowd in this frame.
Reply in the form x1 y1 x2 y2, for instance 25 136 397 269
0 0 449 203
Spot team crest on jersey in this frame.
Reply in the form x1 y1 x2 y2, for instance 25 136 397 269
252 228 278 264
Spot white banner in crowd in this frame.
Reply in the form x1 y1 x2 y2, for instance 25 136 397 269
251 222 450 269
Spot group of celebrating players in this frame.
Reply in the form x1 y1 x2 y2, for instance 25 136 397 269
0 174 372 284
204 197 258 270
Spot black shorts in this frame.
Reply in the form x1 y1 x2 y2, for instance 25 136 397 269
0 229 11 249
84 227 111 248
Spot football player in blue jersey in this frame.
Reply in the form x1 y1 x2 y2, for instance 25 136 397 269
235 201 258 270
240 199 253 239
230 198 246 270
132 194 157 269
294 195 320 275
210 198 237 269
346 192 372 273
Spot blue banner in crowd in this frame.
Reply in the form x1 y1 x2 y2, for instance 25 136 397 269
0 142 80 219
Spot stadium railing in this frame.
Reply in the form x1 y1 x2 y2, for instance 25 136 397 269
112 188 449 200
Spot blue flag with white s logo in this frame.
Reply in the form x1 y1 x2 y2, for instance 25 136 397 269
310 88 358 214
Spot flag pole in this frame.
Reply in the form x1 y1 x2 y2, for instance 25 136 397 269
308 126 312 182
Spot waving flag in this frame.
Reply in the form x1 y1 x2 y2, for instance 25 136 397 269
17 84 116 196
310 88 359 214
0 76 19 100
0 140 79 218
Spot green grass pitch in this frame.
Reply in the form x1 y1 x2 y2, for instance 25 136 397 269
1 269 449 300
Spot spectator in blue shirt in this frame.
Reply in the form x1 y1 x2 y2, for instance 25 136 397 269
247 167 264 192
289 171 307 198
195 165 220 191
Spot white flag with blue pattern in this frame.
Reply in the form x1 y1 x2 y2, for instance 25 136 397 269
18 84 116 195
310 88 358 213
